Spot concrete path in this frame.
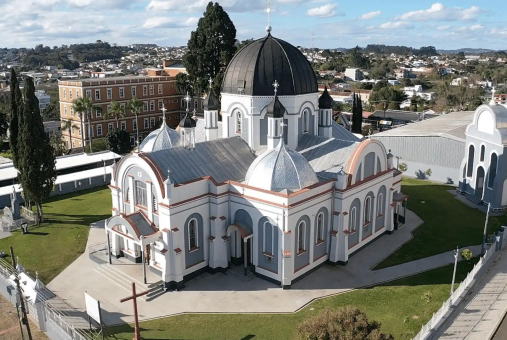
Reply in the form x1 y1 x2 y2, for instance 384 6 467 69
0 229 12 240
46 210 481 326
432 248 507 340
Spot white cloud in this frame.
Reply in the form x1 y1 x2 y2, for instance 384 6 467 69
307 3 337 18
379 22 414 30
438 25 450 31
396 3 483 22
360 10 381 20
143 17 198 29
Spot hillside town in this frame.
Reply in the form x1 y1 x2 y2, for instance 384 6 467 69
1 1 507 340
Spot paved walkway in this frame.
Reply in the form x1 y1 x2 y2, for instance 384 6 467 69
432 248 507 340
46 210 482 326
0 229 12 240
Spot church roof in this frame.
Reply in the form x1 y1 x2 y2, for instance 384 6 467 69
179 112 197 128
144 137 256 185
221 33 318 96
203 92 219 111
139 120 181 152
245 141 319 192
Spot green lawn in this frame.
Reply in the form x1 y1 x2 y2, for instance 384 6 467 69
105 259 478 340
375 178 507 269
0 186 111 283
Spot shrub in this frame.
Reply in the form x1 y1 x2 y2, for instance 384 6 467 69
297 307 394 340
425 168 432 177
398 163 408 172
461 249 473 262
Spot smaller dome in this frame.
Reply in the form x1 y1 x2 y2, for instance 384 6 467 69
139 120 181 153
204 92 219 111
179 113 197 128
267 95 286 118
319 86 333 109
245 142 319 192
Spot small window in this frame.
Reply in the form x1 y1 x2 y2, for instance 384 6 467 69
480 145 485 162
377 194 383 217
95 90 100 100
149 85 154 96
316 213 324 244
106 88 112 100
96 108 101 118
144 119 149 129
108 123 114 132
236 111 242 134
71 107 74 117
143 85 148 96
121 121 126 130
188 219 197 250
158 84 163 95
150 118 155 127
64 106 67 116
133 120 137 131
97 125 102 136
119 87 125 98
131 86 137 97
69 90 73 100
86 90 91 98
350 207 357 232
194 100 198 110
297 221 306 253
135 180 147 207
143 101 148 112
158 100 163 109
78 127 81 136
63 89 67 99
303 109 310 133
150 101 155 112
364 197 371 224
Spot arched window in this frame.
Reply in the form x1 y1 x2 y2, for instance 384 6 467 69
364 197 372 224
377 193 383 217
316 213 324 243
297 221 306 253
480 145 485 162
236 111 242 134
467 145 475 177
263 221 274 255
489 153 498 188
349 207 357 232
303 109 309 133
188 218 197 250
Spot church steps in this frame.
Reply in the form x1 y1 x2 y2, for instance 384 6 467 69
93 265 133 292
104 263 153 291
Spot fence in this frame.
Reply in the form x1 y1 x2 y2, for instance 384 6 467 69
412 226 507 340
21 206 38 223
0 257 100 340
88 242 109 265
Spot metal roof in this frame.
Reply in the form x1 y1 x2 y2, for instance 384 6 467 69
371 110 439 122
373 111 475 142
144 137 257 185
221 33 318 96
245 141 318 192
332 121 362 142
296 134 360 180
128 212 157 237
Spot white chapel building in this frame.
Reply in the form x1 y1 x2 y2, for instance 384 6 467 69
105 31 408 290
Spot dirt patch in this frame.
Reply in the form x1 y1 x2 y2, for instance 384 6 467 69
0 294 48 340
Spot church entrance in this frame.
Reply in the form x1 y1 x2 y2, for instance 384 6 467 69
226 224 253 276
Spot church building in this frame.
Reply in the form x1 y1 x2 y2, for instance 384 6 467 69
458 92 507 211
105 28 407 290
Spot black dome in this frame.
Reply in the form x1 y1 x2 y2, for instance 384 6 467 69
179 113 196 128
267 95 286 118
203 92 219 111
319 86 333 109
222 34 318 96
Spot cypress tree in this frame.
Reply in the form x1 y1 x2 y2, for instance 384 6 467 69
17 77 56 222
9 69 23 167
352 93 363 134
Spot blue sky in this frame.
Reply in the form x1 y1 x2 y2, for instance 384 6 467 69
0 0 505 50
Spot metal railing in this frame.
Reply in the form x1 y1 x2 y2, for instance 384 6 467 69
88 242 109 265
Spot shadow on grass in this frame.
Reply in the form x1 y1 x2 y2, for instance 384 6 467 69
43 185 109 205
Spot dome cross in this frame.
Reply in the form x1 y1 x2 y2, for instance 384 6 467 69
208 77 213 91
279 120 287 139
184 91 191 113
273 80 279 96
161 104 167 120
266 0 272 33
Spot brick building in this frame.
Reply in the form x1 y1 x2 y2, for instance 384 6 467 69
58 75 190 149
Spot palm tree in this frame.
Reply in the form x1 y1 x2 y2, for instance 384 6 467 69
61 119 74 150
126 97 143 147
103 100 126 129
72 97 86 149
81 96 101 153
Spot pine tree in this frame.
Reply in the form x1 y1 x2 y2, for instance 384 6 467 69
17 78 56 222
177 1 237 97
9 69 23 167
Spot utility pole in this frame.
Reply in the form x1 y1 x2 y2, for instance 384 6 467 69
10 247 33 340
451 246 459 295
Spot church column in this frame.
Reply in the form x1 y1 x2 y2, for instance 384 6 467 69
329 211 340 263
281 210 293 288
337 212 349 264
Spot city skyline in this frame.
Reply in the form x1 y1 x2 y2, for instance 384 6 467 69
0 0 505 50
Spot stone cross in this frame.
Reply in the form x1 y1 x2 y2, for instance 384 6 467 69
120 282 150 340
